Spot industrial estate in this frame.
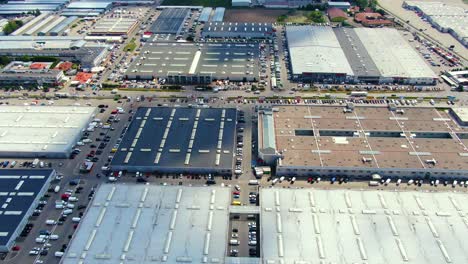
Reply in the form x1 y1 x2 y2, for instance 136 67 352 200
0 0 466 264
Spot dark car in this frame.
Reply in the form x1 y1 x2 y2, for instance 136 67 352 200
69 179 80 186
137 177 147 183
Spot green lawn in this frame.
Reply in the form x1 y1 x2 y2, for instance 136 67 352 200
124 38 137 52
162 0 231 8
277 10 325 24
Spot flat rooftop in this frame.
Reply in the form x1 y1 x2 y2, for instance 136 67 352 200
286 26 436 80
0 106 95 156
286 25 354 76
264 105 468 170
261 188 468 264
63 184 230 263
90 17 138 35
111 107 236 171
334 27 380 78
0 169 54 248
354 28 437 79
149 8 189 34
126 42 260 80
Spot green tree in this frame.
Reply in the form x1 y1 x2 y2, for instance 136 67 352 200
369 0 378 10
277 15 287 23
309 11 325 23
355 0 368 9
3 20 24 35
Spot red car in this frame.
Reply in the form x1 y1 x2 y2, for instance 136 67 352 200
111 110 118 114
233 191 240 195
12 245 20 251
61 193 70 200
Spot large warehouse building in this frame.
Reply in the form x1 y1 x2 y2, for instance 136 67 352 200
404 1 467 47
62 184 468 264
61 1 112 17
0 169 55 252
89 17 138 36
261 188 468 264
286 26 354 84
286 26 437 84
62 185 230 263
0 36 109 68
111 107 237 175
0 106 96 158
125 42 260 83
259 105 468 179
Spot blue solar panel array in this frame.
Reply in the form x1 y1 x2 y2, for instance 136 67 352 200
0 169 54 252
111 107 237 174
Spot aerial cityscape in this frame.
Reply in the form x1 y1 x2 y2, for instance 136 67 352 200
0 0 466 263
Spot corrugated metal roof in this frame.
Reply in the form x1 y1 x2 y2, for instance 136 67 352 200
262 111 276 151
62 185 231 264
286 25 354 76
354 28 437 79
66 1 111 9
38 16 66 36
212 7 225 22
199 7 212 22
49 16 77 34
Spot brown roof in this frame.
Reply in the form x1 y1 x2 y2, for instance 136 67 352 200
29 63 48 70
55 61 73 71
327 7 347 19
355 12 393 26
269 105 468 170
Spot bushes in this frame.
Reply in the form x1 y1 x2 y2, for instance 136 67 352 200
308 11 325 23
3 20 24 35
331 17 347 23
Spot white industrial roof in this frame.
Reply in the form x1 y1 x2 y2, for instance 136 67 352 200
261 188 468 264
286 26 354 76
405 1 466 16
0 106 95 155
404 1 467 39
354 28 437 79
90 17 138 34
450 107 468 123
63 185 230 264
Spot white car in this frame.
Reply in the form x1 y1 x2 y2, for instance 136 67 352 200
29 250 39 255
